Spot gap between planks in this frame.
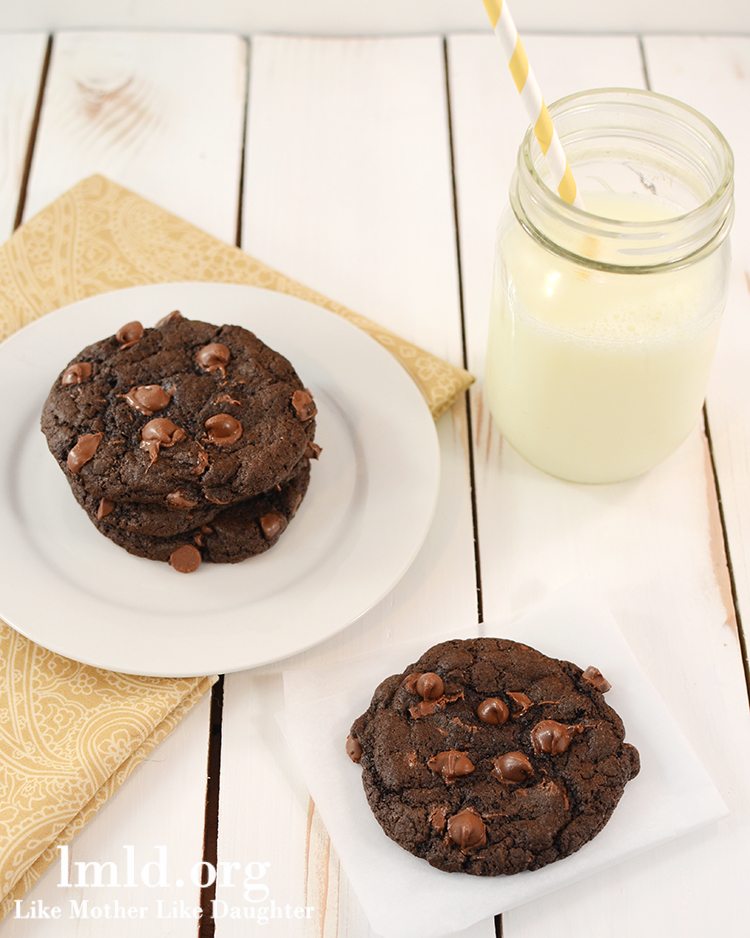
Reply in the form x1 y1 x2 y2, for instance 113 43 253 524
442 37 485 630
198 36 251 938
637 34 749 710
13 34 52 230
443 34 497 938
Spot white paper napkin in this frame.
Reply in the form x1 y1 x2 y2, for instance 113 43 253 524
280 587 727 938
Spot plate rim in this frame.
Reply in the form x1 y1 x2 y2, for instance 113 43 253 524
0 281 441 676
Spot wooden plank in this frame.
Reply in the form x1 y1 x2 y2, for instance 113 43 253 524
4 31 248 936
2 1 749 37
0 32 48 238
24 31 247 240
216 35 488 938
448 33 750 936
644 33 750 693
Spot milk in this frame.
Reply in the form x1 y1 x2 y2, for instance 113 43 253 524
485 191 727 483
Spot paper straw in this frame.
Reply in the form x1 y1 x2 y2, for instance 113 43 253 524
482 0 584 208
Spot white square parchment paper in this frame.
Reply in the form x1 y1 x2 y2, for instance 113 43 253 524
281 588 727 938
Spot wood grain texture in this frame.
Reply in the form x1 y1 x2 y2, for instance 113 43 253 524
216 35 490 938
643 33 750 686
5 31 248 936
0 32 48 238
448 32 750 937
1 0 748 35
24 31 247 240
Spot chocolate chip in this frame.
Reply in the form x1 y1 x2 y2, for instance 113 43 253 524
416 672 444 700
259 510 287 541
96 497 114 520
409 690 463 720
403 673 421 693
346 734 363 763
492 751 534 783
507 691 534 716
166 491 199 510
196 342 231 376
204 413 242 446
447 808 486 849
530 720 582 755
123 384 172 416
305 441 323 460
193 446 209 476
115 321 144 349
67 432 103 474
291 389 317 421
169 544 202 573
429 805 448 831
156 309 182 327
140 418 186 465
61 362 92 386
477 697 509 725
582 666 611 693
427 750 475 783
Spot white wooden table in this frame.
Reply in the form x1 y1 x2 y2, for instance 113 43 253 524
2 29 749 938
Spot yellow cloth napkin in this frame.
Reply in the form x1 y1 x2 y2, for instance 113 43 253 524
0 174 473 416
0 175 473 918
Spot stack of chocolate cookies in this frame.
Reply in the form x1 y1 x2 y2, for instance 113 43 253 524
41 311 320 573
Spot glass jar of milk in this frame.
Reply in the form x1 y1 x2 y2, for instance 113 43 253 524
486 88 734 483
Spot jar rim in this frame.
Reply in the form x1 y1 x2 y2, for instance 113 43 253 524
514 87 734 270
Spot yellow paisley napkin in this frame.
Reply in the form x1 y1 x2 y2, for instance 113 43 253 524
0 627 214 918
0 175 473 918
0 174 473 415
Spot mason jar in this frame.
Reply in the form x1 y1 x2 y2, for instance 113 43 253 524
485 88 734 483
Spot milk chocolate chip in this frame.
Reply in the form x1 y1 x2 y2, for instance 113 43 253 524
427 750 475 783
291 389 317 421
156 309 182 327
166 491 199 510
447 808 487 850
260 511 286 541
492 751 534 783
96 497 114 520
305 441 323 460
582 666 611 693
169 544 202 573
124 385 172 416
416 672 444 700
140 418 187 465
204 413 242 446
508 691 534 716
530 720 582 755
477 697 509 725
193 446 209 476
67 432 103 474
403 673 421 693
196 342 231 376
346 734 363 764
61 362 92 386
116 320 144 349
429 806 448 832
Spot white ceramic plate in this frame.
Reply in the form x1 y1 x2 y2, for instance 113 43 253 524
0 282 439 676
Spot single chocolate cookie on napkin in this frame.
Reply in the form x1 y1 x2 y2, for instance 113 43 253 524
347 637 639 876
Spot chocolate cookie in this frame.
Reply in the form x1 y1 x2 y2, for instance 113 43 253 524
347 638 639 876
68 478 222 537
41 312 317 508
86 458 310 568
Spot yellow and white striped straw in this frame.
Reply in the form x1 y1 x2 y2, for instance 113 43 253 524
482 0 583 208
